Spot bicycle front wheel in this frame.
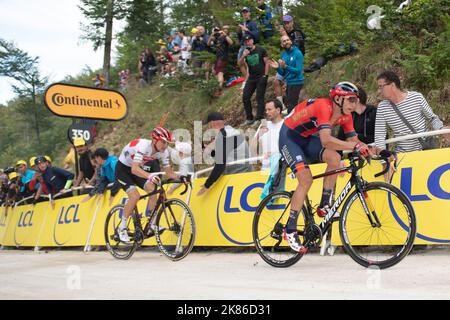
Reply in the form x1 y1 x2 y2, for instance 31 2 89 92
104 204 140 260
253 191 308 268
339 182 416 269
155 199 196 261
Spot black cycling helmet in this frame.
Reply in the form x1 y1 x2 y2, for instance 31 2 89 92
34 156 47 165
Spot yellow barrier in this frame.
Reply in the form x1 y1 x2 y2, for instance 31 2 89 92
0 148 449 248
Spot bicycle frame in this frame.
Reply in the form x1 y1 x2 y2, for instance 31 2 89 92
303 158 369 237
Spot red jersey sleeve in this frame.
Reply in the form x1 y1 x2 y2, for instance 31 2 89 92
339 114 357 138
313 99 332 131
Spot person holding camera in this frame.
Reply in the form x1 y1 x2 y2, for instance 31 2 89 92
238 34 270 126
208 25 233 89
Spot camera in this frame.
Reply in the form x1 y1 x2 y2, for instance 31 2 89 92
4 167 14 175
245 46 253 51
213 28 221 39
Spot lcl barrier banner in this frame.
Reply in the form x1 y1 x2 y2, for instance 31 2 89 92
0 148 449 248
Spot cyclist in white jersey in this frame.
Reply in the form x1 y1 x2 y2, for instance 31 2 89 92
115 127 178 242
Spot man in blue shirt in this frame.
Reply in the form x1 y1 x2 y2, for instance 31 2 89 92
82 148 120 204
270 35 304 113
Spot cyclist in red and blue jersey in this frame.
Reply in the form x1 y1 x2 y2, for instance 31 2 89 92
279 82 373 253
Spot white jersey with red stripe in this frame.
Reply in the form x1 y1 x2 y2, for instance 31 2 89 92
118 138 170 168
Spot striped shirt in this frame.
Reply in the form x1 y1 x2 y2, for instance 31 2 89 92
374 91 444 152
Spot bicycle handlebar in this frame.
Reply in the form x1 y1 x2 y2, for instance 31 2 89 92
349 154 396 178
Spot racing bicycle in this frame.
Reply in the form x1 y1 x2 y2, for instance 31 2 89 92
105 178 196 261
252 155 417 269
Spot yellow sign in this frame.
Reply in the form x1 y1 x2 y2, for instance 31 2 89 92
44 83 128 121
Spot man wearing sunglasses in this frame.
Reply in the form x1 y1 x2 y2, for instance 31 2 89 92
278 82 375 253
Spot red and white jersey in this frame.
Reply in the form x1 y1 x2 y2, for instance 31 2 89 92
118 138 170 168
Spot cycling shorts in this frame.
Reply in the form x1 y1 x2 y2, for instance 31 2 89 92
115 161 148 193
278 123 325 174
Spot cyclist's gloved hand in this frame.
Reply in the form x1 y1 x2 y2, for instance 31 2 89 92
147 173 160 185
353 142 370 159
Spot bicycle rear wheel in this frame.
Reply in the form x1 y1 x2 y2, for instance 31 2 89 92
155 199 196 261
104 204 139 260
253 191 308 268
339 182 416 269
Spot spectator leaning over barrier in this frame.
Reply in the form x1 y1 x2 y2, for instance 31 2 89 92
275 15 306 108
269 35 304 113
337 85 377 145
238 34 270 126
197 112 253 196
82 148 120 204
208 25 233 90
34 156 74 203
237 7 260 82
73 137 95 188
15 160 36 198
0 170 8 206
374 70 450 154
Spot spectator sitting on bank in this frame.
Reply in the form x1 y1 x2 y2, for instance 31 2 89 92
374 70 450 154
168 141 194 195
237 7 260 82
256 0 274 39
238 34 270 126
197 112 253 196
72 137 96 188
269 35 304 113
208 25 233 90
337 85 377 145
157 47 176 77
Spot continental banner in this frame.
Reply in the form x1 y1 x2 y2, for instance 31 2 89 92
0 148 449 248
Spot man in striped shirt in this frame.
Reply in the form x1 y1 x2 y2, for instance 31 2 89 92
374 70 449 152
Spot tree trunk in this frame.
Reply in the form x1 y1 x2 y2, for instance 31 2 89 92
102 0 114 87
31 81 41 146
